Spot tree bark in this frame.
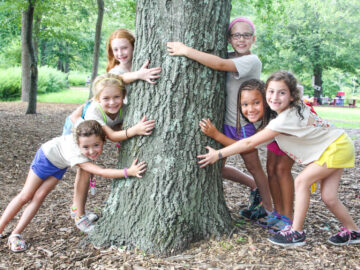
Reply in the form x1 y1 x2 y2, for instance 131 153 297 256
23 0 38 114
89 0 104 99
90 0 233 256
21 11 31 102
313 64 322 102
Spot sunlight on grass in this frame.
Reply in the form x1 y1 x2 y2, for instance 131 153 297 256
314 106 360 129
37 88 89 104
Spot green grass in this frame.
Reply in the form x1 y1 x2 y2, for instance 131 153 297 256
37 87 89 104
314 106 360 129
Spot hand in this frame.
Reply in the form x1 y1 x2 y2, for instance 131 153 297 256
133 116 155 136
127 158 147 178
167 42 188 56
138 60 161 84
197 146 219 168
199 118 219 139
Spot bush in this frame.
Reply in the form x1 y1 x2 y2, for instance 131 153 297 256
68 71 89 86
0 66 67 99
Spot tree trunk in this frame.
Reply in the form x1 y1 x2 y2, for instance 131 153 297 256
24 0 38 114
89 0 104 99
90 0 233 255
21 11 31 102
313 64 322 102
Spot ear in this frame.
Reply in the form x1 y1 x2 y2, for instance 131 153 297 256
251 35 256 43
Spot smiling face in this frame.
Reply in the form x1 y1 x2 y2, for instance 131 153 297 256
111 38 134 67
98 86 124 118
78 134 104 161
266 80 294 114
240 89 265 122
228 22 255 56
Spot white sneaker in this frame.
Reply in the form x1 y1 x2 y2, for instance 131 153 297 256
70 207 99 223
75 215 94 233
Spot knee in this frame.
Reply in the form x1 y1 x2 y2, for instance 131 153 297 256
321 193 338 208
33 189 51 204
294 176 308 192
266 164 276 179
17 191 33 205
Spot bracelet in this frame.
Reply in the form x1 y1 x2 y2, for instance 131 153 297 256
125 129 129 138
218 151 223 159
124 168 128 178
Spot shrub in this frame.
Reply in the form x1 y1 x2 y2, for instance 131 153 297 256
0 66 67 99
68 71 89 86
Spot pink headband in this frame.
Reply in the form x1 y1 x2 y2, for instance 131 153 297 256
228 17 255 33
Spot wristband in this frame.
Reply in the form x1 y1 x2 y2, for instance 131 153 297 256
218 151 223 159
124 168 128 178
125 129 129 138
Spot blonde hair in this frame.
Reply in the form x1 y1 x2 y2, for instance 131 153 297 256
106 29 135 72
92 73 127 101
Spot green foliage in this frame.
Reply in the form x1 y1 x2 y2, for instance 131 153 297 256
68 71 89 86
0 66 67 99
37 88 88 104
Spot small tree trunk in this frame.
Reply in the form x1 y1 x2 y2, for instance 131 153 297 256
313 64 322 102
21 11 31 102
89 0 104 99
90 0 233 256
24 0 38 114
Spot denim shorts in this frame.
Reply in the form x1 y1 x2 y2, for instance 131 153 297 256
31 148 68 180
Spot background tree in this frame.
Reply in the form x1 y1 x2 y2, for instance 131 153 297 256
90 0 233 255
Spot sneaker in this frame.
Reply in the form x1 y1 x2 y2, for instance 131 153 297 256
75 215 94 233
268 227 306 247
241 202 267 221
270 215 292 232
328 227 360 246
70 206 99 223
257 211 281 228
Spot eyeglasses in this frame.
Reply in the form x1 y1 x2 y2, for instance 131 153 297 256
230 32 253 40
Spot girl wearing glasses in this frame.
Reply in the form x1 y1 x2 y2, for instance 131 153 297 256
167 17 275 220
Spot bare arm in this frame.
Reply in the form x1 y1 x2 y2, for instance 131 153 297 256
167 42 237 72
103 116 155 142
120 60 161 85
199 118 236 146
69 104 85 124
197 128 280 168
78 158 147 178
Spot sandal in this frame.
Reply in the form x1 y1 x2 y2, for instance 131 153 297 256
8 234 27 253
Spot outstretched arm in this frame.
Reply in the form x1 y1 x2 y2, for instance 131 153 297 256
197 128 279 168
167 42 237 72
78 158 147 178
120 60 161 85
103 116 155 142
199 118 236 146
69 104 85 124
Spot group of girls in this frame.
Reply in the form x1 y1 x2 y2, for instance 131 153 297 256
1 16 359 253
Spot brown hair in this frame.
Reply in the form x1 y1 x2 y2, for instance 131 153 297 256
106 29 135 72
75 120 106 144
92 73 127 101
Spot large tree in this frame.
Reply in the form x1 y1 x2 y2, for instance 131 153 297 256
90 0 233 255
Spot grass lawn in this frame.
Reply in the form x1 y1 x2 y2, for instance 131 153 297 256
37 87 89 104
314 106 360 129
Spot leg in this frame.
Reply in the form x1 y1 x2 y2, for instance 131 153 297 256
12 176 58 235
275 155 294 219
72 167 91 218
222 159 256 189
0 169 43 234
321 169 359 231
266 151 282 213
241 150 272 212
292 163 338 231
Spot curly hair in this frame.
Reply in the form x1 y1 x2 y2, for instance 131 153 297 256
265 70 305 119
75 120 106 144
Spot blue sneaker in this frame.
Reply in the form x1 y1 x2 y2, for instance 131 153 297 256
270 215 292 232
268 227 306 247
257 211 281 228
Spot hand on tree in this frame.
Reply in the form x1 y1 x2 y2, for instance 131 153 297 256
133 116 155 136
167 42 188 56
138 60 161 84
197 146 220 168
199 118 219 139
127 158 147 178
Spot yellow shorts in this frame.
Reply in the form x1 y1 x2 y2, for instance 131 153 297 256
314 133 355 168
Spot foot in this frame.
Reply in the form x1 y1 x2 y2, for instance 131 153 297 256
328 227 360 246
240 202 267 221
269 215 292 233
75 215 94 233
268 226 306 247
8 234 27 253
70 206 99 223
257 211 281 228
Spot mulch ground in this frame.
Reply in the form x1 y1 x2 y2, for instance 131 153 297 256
0 101 359 270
